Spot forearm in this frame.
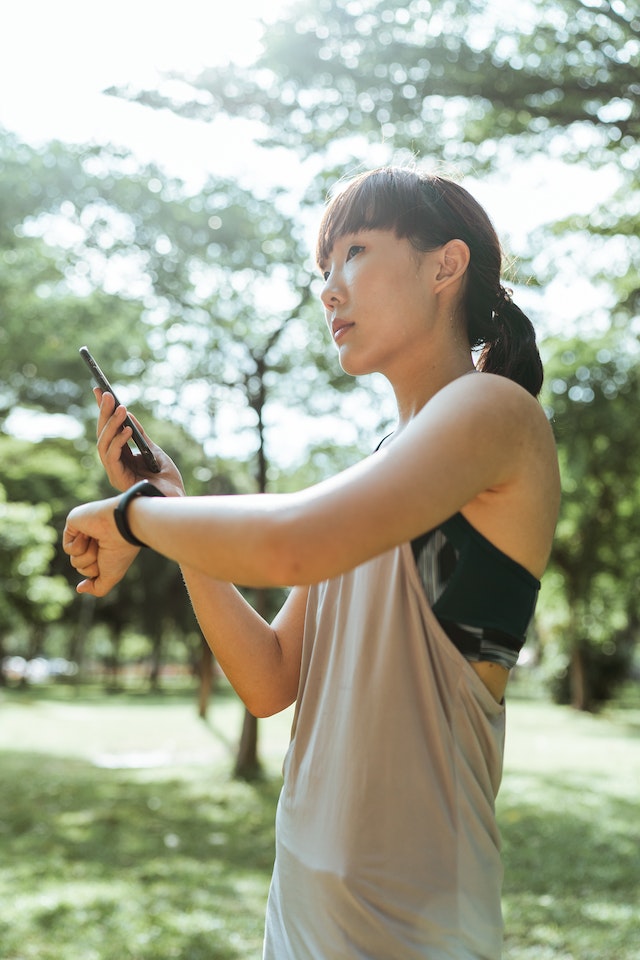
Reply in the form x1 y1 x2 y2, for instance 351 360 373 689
127 492 317 587
181 565 300 717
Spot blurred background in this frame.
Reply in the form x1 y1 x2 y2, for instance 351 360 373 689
1 1 639 957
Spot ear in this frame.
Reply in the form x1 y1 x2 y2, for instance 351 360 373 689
434 239 470 290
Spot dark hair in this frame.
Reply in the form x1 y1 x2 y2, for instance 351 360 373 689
316 167 543 397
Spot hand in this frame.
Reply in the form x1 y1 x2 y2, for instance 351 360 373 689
63 497 140 597
95 389 185 497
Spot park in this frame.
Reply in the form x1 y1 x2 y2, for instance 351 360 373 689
1 0 640 956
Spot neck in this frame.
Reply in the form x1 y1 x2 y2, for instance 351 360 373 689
388 349 476 432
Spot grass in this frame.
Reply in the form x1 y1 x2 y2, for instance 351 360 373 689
498 695 640 959
1 683 639 959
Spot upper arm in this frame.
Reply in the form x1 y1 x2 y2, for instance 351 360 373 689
267 584 309 713
276 374 557 583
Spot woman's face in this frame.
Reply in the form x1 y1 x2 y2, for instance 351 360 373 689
318 228 441 380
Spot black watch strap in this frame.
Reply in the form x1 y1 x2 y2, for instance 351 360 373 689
114 480 166 548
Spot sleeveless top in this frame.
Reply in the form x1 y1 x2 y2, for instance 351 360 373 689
263 542 507 959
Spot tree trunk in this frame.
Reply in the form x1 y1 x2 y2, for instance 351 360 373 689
147 626 165 690
570 644 590 711
67 595 95 679
233 588 268 780
234 707 261 780
198 642 215 720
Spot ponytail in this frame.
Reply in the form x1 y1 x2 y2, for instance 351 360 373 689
475 286 544 398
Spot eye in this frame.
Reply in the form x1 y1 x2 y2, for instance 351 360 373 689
346 244 365 261
322 270 330 281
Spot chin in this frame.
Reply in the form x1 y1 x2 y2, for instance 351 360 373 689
338 351 375 379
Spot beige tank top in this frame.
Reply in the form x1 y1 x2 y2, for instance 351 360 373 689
264 542 506 959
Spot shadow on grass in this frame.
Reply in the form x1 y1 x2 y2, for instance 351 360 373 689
2 746 638 960
499 776 640 960
0 749 281 960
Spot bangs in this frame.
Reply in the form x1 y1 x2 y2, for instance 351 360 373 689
316 167 455 266
316 168 440 268
316 172 398 266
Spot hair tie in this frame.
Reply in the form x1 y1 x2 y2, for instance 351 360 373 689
494 284 513 317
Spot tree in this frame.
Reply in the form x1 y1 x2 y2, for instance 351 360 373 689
0 423 220 686
1 125 387 774
110 0 640 704
112 1 638 168
0 484 74 674
541 333 640 708
0 131 155 430
112 0 639 346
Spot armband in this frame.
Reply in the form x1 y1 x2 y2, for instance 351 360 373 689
114 480 165 548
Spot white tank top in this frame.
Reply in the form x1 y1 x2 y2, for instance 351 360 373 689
264 542 506 959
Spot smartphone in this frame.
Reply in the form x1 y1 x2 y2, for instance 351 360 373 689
79 346 161 473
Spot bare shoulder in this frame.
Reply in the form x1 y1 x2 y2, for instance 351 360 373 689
429 370 550 426
409 372 557 474
429 373 561 577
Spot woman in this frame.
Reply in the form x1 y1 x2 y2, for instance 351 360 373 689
64 166 560 958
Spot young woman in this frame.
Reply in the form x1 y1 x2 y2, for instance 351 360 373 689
64 166 560 959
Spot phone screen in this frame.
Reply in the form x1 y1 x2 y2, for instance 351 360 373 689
79 346 160 473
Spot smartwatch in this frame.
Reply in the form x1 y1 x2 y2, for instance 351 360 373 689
114 480 166 548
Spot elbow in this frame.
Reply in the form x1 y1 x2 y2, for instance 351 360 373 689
242 689 296 720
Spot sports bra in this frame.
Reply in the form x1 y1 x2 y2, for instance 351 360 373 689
411 512 540 669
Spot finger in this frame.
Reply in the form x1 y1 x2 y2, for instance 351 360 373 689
96 391 123 440
68 542 99 569
72 556 100 578
77 572 116 598
104 419 133 462
77 577 99 596
63 525 89 555
96 395 134 461
97 408 134 469
127 411 152 443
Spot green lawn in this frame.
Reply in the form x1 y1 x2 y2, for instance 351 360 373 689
1 684 638 959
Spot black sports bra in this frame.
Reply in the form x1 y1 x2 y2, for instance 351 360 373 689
411 512 540 670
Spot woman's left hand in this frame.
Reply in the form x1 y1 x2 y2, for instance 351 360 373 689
63 497 140 597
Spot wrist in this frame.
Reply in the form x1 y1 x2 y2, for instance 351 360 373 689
114 480 166 547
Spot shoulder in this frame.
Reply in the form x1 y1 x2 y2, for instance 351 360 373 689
428 371 545 419
410 372 554 456
419 374 560 576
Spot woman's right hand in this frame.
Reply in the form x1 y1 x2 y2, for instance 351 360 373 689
95 389 185 498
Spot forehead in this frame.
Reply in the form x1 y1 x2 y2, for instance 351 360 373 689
316 175 403 263
318 228 401 267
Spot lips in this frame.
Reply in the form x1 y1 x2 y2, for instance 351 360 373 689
331 318 354 342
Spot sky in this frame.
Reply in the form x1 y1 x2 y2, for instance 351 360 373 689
0 1 286 183
1 1 618 450
1 1 613 230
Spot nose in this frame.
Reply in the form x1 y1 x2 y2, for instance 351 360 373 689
320 272 344 311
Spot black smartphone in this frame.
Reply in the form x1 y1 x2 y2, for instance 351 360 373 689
79 346 161 473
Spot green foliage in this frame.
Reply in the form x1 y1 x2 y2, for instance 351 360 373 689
0 485 74 639
541 332 640 705
115 0 639 163
3 0 639 711
104 0 640 704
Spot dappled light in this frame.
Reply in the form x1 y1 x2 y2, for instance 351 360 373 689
1 694 638 958
1 0 639 955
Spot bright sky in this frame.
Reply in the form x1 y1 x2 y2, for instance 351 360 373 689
1 0 614 227
0 1 291 184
